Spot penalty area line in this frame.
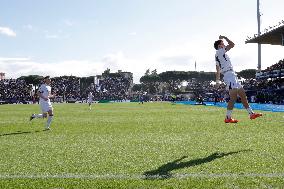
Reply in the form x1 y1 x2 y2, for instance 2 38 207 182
0 173 284 179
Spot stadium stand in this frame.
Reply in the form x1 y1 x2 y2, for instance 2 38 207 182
51 76 81 103
84 71 133 102
0 79 32 104
0 64 283 104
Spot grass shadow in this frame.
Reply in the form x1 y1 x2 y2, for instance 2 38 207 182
0 130 43 137
143 150 251 179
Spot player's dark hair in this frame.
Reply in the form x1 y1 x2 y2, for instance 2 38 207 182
214 40 222 50
44 76 50 79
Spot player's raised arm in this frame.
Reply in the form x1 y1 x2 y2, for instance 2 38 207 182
219 35 234 52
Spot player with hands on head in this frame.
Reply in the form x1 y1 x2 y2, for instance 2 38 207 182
214 35 262 123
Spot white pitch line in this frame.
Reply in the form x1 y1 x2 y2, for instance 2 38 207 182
0 173 284 179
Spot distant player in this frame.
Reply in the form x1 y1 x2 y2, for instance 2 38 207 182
139 93 146 104
87 92 94 110
171 94 176 104
30 76 55 130
214 35 262 123
139 94 144 104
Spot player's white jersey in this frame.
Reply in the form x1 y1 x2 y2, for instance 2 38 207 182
87 93 93 103
215 47 234 74
38 84 51 103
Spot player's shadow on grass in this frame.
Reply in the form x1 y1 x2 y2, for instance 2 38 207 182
0 130 43 137
143 150 251 180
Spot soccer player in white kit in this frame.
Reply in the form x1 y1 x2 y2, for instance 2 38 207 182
214 35 262 123
30 76 55 130
87 92 94 110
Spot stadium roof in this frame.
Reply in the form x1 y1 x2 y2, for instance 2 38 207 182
245 24 284 45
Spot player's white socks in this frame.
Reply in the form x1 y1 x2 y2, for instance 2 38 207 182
246 107 254 115
34 114 43 118
46 116 53 129
226 110 233 119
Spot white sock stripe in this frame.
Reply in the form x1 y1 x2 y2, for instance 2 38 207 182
246 107 254 114
34 114 43 118
46 116 53 128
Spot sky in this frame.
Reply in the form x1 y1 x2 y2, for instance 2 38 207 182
0 0 284 83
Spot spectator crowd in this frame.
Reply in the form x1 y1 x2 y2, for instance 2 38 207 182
0 61 283 105
0 79 32 104
84 75 131 101
0 73 133 104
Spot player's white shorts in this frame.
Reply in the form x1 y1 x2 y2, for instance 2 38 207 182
223 71 242 90
87 99 93 104
40 101 53 113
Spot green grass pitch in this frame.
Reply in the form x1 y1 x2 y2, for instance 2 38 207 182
0 102 284 188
